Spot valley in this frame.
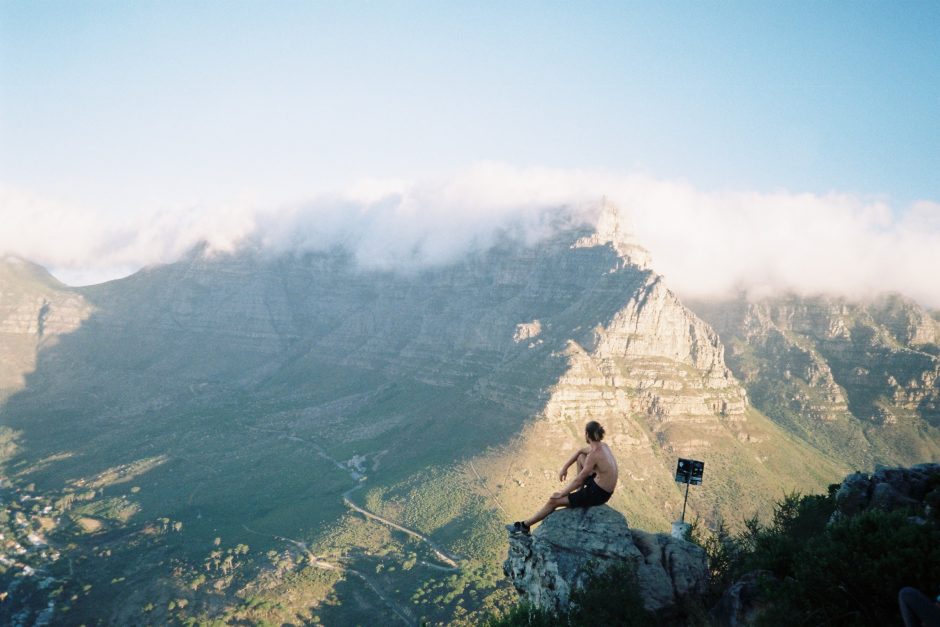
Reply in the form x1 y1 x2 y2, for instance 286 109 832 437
1 216 938 625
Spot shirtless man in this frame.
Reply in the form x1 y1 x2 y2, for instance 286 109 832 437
507 420 618 534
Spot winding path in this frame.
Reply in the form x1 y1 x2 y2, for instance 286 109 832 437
341 483 461 569
240 421 462 572
240 524 416 625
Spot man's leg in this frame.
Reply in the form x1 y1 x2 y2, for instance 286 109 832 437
524 495 570 527
899 587 940 627
576 452 586 473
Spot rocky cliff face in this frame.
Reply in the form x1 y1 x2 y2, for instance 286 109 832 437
0 257 92 398
486 227 845 533
546 273 747 425
2 206 921 625
689 294 940 467
503 505 708 614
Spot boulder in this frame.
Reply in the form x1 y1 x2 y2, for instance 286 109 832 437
833 463 940 521
710 570 775 627
503 505 708 614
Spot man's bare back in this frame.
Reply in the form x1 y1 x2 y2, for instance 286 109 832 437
578 441 618 493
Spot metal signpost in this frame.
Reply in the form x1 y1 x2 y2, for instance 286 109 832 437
672 458 704 538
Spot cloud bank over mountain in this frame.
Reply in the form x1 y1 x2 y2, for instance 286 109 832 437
1 163 938 306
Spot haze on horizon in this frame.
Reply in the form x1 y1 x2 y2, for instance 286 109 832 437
1 2 939 305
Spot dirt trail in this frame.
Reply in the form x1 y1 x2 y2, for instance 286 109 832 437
342 483 460 569
241 421 462 572
240 524 416 625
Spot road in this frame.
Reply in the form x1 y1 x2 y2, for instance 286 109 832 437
239 420 465 625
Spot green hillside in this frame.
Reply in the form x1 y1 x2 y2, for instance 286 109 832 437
0 240 934 625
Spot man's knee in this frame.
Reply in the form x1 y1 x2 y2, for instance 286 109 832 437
576 452 586 469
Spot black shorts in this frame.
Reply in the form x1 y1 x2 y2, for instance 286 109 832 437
568 474 612 509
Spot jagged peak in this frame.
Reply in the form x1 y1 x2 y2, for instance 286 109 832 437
572 198 653 270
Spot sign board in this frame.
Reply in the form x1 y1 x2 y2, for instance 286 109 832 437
675 458 704 485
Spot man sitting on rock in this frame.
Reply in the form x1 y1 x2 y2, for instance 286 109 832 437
508 420 618 534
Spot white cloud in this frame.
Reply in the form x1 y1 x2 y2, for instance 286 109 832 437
0 183 258 285
1 164 939 308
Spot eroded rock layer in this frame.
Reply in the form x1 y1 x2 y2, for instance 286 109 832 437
690 294 940 467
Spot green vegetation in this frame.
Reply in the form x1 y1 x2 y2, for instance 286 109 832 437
491 486 940 627
487 563 656 627
690 487 940 626
3 246 939 625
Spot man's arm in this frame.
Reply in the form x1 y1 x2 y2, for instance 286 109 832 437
558 446 592 481
553 451 596 498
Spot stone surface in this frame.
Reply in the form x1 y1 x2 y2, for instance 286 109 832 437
710 570 775 627
503 505 708 614
833 463 940 520
571 198 653 270
689 293 940 468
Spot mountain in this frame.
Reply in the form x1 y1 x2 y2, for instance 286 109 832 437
0 210 933 625
0 256 91 399
687 293 940 468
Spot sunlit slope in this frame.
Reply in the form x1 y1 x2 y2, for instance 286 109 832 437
6 225 922 625
1 230 670 624
690 294 940 468
386 276 848 553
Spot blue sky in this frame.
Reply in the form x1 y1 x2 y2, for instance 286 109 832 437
2 1 939 213
1 2 939 303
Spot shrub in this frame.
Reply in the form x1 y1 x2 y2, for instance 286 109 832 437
485 602 556 627
567 562 656 627
758 509 940 626
694 486 940 626
487 562 656 627
740 490 836 578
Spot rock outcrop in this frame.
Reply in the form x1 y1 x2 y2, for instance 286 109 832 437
833 463 940 521
710 570 775 627
503 506 708 614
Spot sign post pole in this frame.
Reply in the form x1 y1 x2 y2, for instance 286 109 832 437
672 458 704 539
680 478 691 524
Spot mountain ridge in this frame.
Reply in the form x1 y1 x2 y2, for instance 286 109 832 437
0 214 937 625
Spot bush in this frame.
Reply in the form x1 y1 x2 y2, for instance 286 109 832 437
691 486 940 626
485 602 556 627
688 516 740 597
487 563 656 627
567 563 656 627
758 509 940 626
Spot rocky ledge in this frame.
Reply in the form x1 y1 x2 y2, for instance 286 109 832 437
503 505 707 614
833 462 940 521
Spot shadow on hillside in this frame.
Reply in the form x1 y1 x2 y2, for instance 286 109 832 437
0 234 650 618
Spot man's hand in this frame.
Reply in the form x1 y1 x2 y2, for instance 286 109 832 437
558 468 567 482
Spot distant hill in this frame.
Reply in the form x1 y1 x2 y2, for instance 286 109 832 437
0 208 936 625
0 255 91 398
